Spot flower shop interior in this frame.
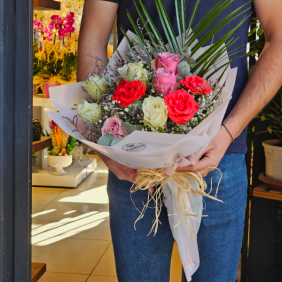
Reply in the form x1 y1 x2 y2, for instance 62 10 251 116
31 1 182 282
28 1 282 282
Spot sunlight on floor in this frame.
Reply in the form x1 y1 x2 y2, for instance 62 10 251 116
58 185 109 204
32 156 182 282
32 211 109 246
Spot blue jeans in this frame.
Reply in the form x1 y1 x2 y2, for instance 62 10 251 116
107 154 247 282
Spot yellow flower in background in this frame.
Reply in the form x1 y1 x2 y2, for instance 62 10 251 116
35 51 46 61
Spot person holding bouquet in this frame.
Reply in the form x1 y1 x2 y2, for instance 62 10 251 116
77 0 282 281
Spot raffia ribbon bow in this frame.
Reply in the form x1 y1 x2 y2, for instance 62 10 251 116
130 168 223 236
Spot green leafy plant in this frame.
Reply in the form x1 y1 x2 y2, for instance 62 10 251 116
126 0 251 82
66 137 77 155
42 130 50 137
259 91 282 139
248 17 265 58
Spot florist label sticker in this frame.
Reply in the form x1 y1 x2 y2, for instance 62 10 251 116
122 143 146 152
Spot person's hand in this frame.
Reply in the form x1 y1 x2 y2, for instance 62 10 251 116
177 125 233 177
96 152 138 183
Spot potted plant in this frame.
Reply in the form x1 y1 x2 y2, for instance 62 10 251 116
260 92 282 182
47 120 76 176
248 21 282 183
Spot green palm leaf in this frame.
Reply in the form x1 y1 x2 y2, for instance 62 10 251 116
125 0 251 79
138 0 167 52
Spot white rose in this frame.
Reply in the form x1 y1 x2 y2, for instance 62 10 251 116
118 62 149 83
82 74 108 100
76 99 102 122
142 96 168 130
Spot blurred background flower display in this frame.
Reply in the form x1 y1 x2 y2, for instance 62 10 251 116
33 0 113 97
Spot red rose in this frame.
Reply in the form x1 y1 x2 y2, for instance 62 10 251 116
164 89 199 125
112 79 146 107
180 75 212 95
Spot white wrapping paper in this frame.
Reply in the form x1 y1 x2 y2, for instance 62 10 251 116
48 31 237 281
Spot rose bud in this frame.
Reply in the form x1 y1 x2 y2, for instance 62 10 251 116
156 52 180 71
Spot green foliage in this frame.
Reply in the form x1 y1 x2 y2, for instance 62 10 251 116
248 16 265 57
65 137 77 155
47 144 53 152
66 144 74 155
260 90 282 139
68 137 77 148
42 130 50 137
98 134 114 146
121 122 143 134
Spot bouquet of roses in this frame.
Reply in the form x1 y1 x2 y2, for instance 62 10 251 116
48 0 250 280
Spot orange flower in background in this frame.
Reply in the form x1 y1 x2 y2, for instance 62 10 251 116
107 44 113 57
54 125 62 147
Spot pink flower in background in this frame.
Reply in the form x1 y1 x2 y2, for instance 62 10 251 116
34 12 75 41
49 120 57 130
58 29 66 40
33 20 43 30
102 117 126 138
155 68 177 95
156 52 180 71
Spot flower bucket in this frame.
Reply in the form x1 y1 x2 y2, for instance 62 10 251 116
42 82 59 98
263 140 282 181
47 155 72 176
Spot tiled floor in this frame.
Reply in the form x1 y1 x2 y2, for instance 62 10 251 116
32 157 182 282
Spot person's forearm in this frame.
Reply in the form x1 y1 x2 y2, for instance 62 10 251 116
77 40 109 82
77 0 117 82
224 37 282 138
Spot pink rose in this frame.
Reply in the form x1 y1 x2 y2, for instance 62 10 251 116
102 117 126 139
155 68 177 95
156 52 180 71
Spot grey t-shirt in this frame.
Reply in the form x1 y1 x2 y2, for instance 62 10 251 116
105 0 252 153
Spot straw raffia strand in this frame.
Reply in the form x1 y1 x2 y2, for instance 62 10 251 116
130 168 223 236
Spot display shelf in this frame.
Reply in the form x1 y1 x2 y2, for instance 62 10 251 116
253 184 282 202
32 263 46 282
33 95 54 107
32 137 52 153
32 158 97 188
34 0 60 10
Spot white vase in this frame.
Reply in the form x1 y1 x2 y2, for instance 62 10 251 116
47 155 72 176
262 139 282 182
